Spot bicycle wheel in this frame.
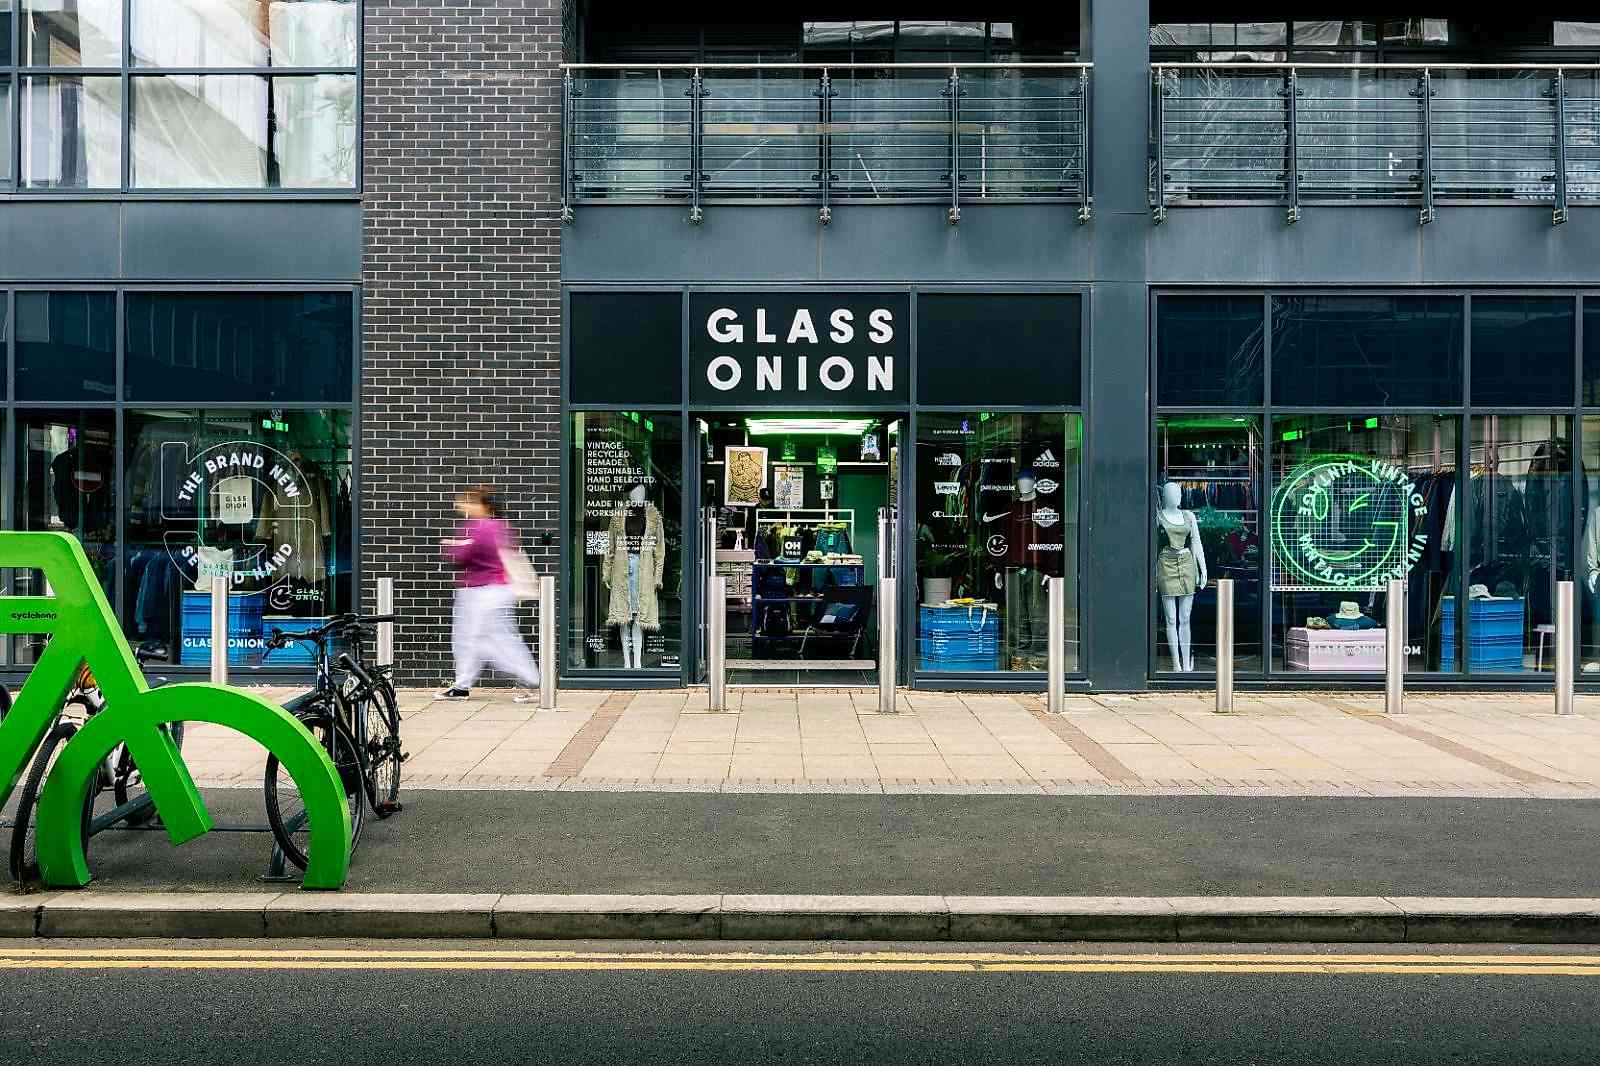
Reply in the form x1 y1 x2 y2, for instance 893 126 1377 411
9 720 93 884
112 721 184 827
263 712 364 873
348 671 403 816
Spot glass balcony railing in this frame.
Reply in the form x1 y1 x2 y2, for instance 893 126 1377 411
1151 63 1600 224
561 63 1093 223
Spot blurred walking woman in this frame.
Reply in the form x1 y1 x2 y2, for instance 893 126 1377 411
437 486 541 701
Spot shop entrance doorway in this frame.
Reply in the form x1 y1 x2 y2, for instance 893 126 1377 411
695 414 902 686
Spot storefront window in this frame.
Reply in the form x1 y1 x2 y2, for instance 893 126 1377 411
1467 414 1572 675
1270 414 1459 674
1580 416 1600 672
914 412 1081 673
13 410 117 665
15 290 116 401
1471 296 1576 408
1272 295 1462 408
123 409 352 668
568 411 683 672
1155 295 1264 407
1153 416 1263 674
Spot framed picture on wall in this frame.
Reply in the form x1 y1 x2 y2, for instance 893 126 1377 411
725 446 768 506
773 463 805 508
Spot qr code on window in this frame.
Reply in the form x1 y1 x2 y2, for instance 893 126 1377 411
586 531 611 556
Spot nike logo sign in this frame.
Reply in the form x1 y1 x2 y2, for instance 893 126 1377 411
982 512 1010 523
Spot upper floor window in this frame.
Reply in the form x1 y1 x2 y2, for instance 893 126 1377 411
0 0 359 193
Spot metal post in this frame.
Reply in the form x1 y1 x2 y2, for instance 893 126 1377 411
538 575 557 711
707 575 727 712
946 68 962 224
1077 66 1092 223
560 69 576 223
1556 579 1575 715
816 69 833 225
1283 67 1301 224
1415 68 1435 225
878 576 897 713
1047 576 1065 713
210 574 228 685
376 576 394 668
1385 579 1405 715
1215 578 1234 713
688 68 706 224
1553 69 1569 225
1151 68 1167 224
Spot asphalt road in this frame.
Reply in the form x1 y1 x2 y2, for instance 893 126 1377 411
35 790 1600 895
5 940 1600 1065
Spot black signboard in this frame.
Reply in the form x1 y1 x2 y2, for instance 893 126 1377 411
688 293 910 405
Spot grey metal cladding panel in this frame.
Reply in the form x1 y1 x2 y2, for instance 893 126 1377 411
1148 206 1600 286
122 201 362 281
0 203 121 280
562 204 1094 283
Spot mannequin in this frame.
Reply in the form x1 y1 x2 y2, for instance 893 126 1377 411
604 482 665 669
1585 503 1600 668
1156 481 1207 672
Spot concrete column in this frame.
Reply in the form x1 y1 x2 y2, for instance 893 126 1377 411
1084 0 1153 690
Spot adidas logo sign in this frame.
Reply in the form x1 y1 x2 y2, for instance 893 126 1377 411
1033 449 1061 469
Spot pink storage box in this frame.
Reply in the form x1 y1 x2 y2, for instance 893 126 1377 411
1286 627 1387 671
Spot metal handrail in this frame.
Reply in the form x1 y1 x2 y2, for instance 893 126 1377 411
564 63 1092 221
1152 61 1598 225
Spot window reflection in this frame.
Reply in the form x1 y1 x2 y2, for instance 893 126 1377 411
22 0 120 67
131 0 359 69
21 75 121 189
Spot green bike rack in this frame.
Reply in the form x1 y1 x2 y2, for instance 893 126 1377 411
0 532 351 890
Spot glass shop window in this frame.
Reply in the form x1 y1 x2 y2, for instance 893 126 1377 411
914 412 1081 674
1270 414 1460 675
1471 296 1575 408
1152 416 1263 675
123 409 353 668
15 290 116 401
1155 295 1264 407
12 410 117 666
568 412 684 673
1272 295 1463 407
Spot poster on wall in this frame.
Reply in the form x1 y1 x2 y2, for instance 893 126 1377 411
773 463 805 508
725 446 768 507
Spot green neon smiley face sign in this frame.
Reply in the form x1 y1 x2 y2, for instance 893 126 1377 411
1272 455 1431 591
0 532 350 889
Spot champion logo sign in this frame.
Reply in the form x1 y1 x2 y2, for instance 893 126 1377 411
1032 507 1060 529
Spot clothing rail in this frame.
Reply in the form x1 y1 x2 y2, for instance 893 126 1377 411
561 63 1093 224
1151 62 1600 225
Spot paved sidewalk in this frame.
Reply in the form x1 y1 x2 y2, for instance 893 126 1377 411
181 688 1600 797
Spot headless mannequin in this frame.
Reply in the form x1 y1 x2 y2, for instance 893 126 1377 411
620 482 648 669
1157 482 1208 672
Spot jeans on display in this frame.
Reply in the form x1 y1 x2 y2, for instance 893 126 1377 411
1005 567 1050 670
451 583 543 690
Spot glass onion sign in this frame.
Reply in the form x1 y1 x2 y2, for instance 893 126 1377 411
688 293 910 405
1271 454 1431 592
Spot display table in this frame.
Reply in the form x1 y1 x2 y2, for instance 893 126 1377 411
1285 626 1386 671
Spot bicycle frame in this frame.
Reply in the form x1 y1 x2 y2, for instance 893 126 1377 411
0 532 352 889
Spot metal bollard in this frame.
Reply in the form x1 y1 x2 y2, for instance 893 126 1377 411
537 575 557 710
376 576 395 668
1385 579 1404 715
210 574 228 685
1047 576 1065 714
877 577 897 713
1215 578 1234 713
1556 579 1575 716
708 575 727 712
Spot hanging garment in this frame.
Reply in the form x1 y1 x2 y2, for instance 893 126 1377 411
604 502 666 631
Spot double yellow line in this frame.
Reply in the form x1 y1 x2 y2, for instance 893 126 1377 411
3 948 1600 975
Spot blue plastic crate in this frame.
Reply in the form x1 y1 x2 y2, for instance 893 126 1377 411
179 590 267 666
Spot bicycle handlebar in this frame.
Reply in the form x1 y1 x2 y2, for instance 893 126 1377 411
264 613 401 653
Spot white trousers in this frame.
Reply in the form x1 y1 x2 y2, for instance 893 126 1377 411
452 583 542 690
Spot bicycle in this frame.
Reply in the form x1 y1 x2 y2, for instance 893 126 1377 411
261 614 405 872
7 643 178 883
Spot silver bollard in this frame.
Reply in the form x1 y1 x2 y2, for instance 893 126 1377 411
1215 578 1234 713
1556 579 1575 716
878 576 897 713
210 574 228 685
538 575 557 711
1047 576 1065 714
376 576 395 668
708 575 728 712
1385 579 1405 715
